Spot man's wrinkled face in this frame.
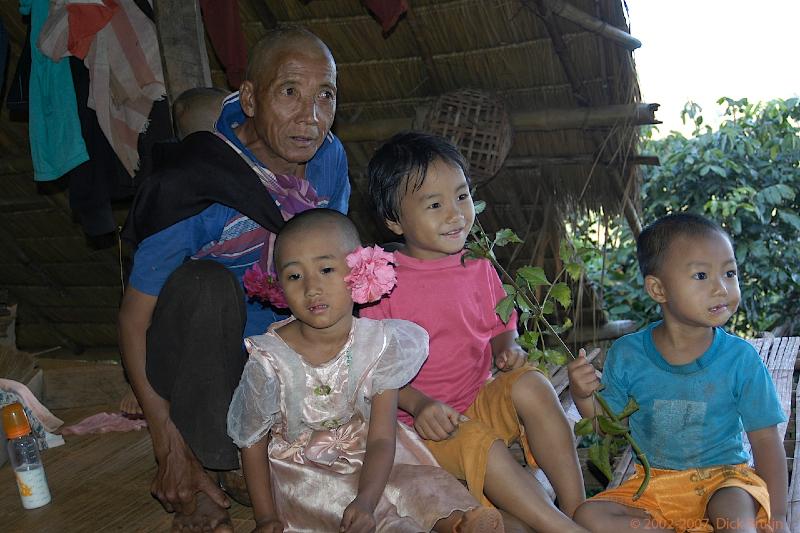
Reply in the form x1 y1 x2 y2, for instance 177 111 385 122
240 41 337 174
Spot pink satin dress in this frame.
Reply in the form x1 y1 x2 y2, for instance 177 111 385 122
228 317 482 532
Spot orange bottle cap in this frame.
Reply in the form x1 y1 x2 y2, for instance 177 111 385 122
2 402 32 439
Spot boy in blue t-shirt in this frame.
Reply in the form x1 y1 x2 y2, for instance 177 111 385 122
568 213 788 533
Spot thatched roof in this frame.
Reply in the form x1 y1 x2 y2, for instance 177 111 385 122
0 0 652 349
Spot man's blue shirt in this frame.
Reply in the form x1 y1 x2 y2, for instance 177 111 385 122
601 322 786 470
129 93 350 337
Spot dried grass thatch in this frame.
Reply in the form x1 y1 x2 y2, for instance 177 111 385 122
0 0 650 348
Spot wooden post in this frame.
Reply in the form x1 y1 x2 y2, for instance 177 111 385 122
153 0 212 103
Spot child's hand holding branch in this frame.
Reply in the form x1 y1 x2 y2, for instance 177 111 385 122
567 348 601 400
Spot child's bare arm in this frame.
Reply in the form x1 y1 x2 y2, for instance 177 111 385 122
567 348 603 420
398 385 465 441
749 425 789 533
241 436 283 531
491 330 527 371
340 389 398 532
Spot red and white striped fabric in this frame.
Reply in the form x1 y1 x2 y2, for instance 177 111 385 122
38 0 165 177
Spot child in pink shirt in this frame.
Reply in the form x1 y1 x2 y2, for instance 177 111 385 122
360 132 588 533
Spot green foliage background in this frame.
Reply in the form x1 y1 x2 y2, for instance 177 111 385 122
577 98 800 335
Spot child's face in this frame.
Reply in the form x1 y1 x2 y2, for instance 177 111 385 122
276 224 353 334
386 158 475 260
646 231 741 329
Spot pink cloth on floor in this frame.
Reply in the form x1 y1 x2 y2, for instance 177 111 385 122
61 412 147 435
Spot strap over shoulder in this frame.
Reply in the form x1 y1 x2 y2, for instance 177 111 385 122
121 131 285 244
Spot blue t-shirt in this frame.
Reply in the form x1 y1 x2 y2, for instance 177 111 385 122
601 322 786 470
129 93 350 338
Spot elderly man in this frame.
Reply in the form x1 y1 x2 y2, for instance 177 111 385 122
118 27 349 531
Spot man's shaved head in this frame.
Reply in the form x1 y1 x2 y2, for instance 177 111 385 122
245 27 335 87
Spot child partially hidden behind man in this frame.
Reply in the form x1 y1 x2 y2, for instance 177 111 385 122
568 213 788 533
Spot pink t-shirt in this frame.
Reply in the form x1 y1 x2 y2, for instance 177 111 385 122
360 251 517 425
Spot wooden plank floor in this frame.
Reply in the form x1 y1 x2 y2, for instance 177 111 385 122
0 404 256 532
1 357 257 532
0 404 257 532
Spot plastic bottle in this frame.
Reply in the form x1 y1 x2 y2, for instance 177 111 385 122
2 402 52 509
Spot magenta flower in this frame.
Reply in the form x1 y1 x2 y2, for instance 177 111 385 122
242 263 288 308
345 246 397 304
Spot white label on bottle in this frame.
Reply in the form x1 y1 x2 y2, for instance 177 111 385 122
15 466 52 509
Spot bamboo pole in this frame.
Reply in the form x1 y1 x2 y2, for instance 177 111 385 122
512 103 659 131
334 103 659 142
538 0 641 50
504 154 660 168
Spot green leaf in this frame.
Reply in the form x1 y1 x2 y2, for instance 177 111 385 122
565 262 583 281
495 295 516 324
778 210 800 231
541 300 555 315
518 330 540 350
502 283 516 297
755 183 794 205
588 441 614 481
550 282 572 308
514 293 531 313
527 348 545 366
559 240 572 263
597 416 629 436
493 229 522 248
618 397 640 419
574 418 594 437
473 200 486 215
464 242 488 260
518 266 550 287
549 317 573 334
543 349 567 365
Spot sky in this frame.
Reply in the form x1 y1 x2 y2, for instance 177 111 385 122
626 0 800 137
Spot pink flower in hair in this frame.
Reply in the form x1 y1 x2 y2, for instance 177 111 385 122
242 263 288 309
345 246 397 304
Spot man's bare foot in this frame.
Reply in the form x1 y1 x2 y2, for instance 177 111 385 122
119 387 143 416
172 491 234 532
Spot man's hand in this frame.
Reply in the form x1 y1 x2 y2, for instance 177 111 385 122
567 348 601 400
150 423 230 514
494 345 527 371
340 497 376 533
414 399 467 441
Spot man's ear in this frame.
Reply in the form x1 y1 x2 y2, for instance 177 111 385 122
644 274 667 303
385 219 404 236
239 81 256 118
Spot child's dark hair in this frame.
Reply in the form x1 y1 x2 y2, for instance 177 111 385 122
367 131 469 224
636 212 731 277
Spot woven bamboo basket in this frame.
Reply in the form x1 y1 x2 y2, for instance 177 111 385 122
423 89 513 185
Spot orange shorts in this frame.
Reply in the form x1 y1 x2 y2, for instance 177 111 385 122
589 464 772 533
423 366 538 506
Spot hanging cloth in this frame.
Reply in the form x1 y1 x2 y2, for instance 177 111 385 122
38 0 166 177
198 0 247 90
20 0 89 182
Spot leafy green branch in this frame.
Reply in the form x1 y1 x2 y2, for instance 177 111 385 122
465 202 651 498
